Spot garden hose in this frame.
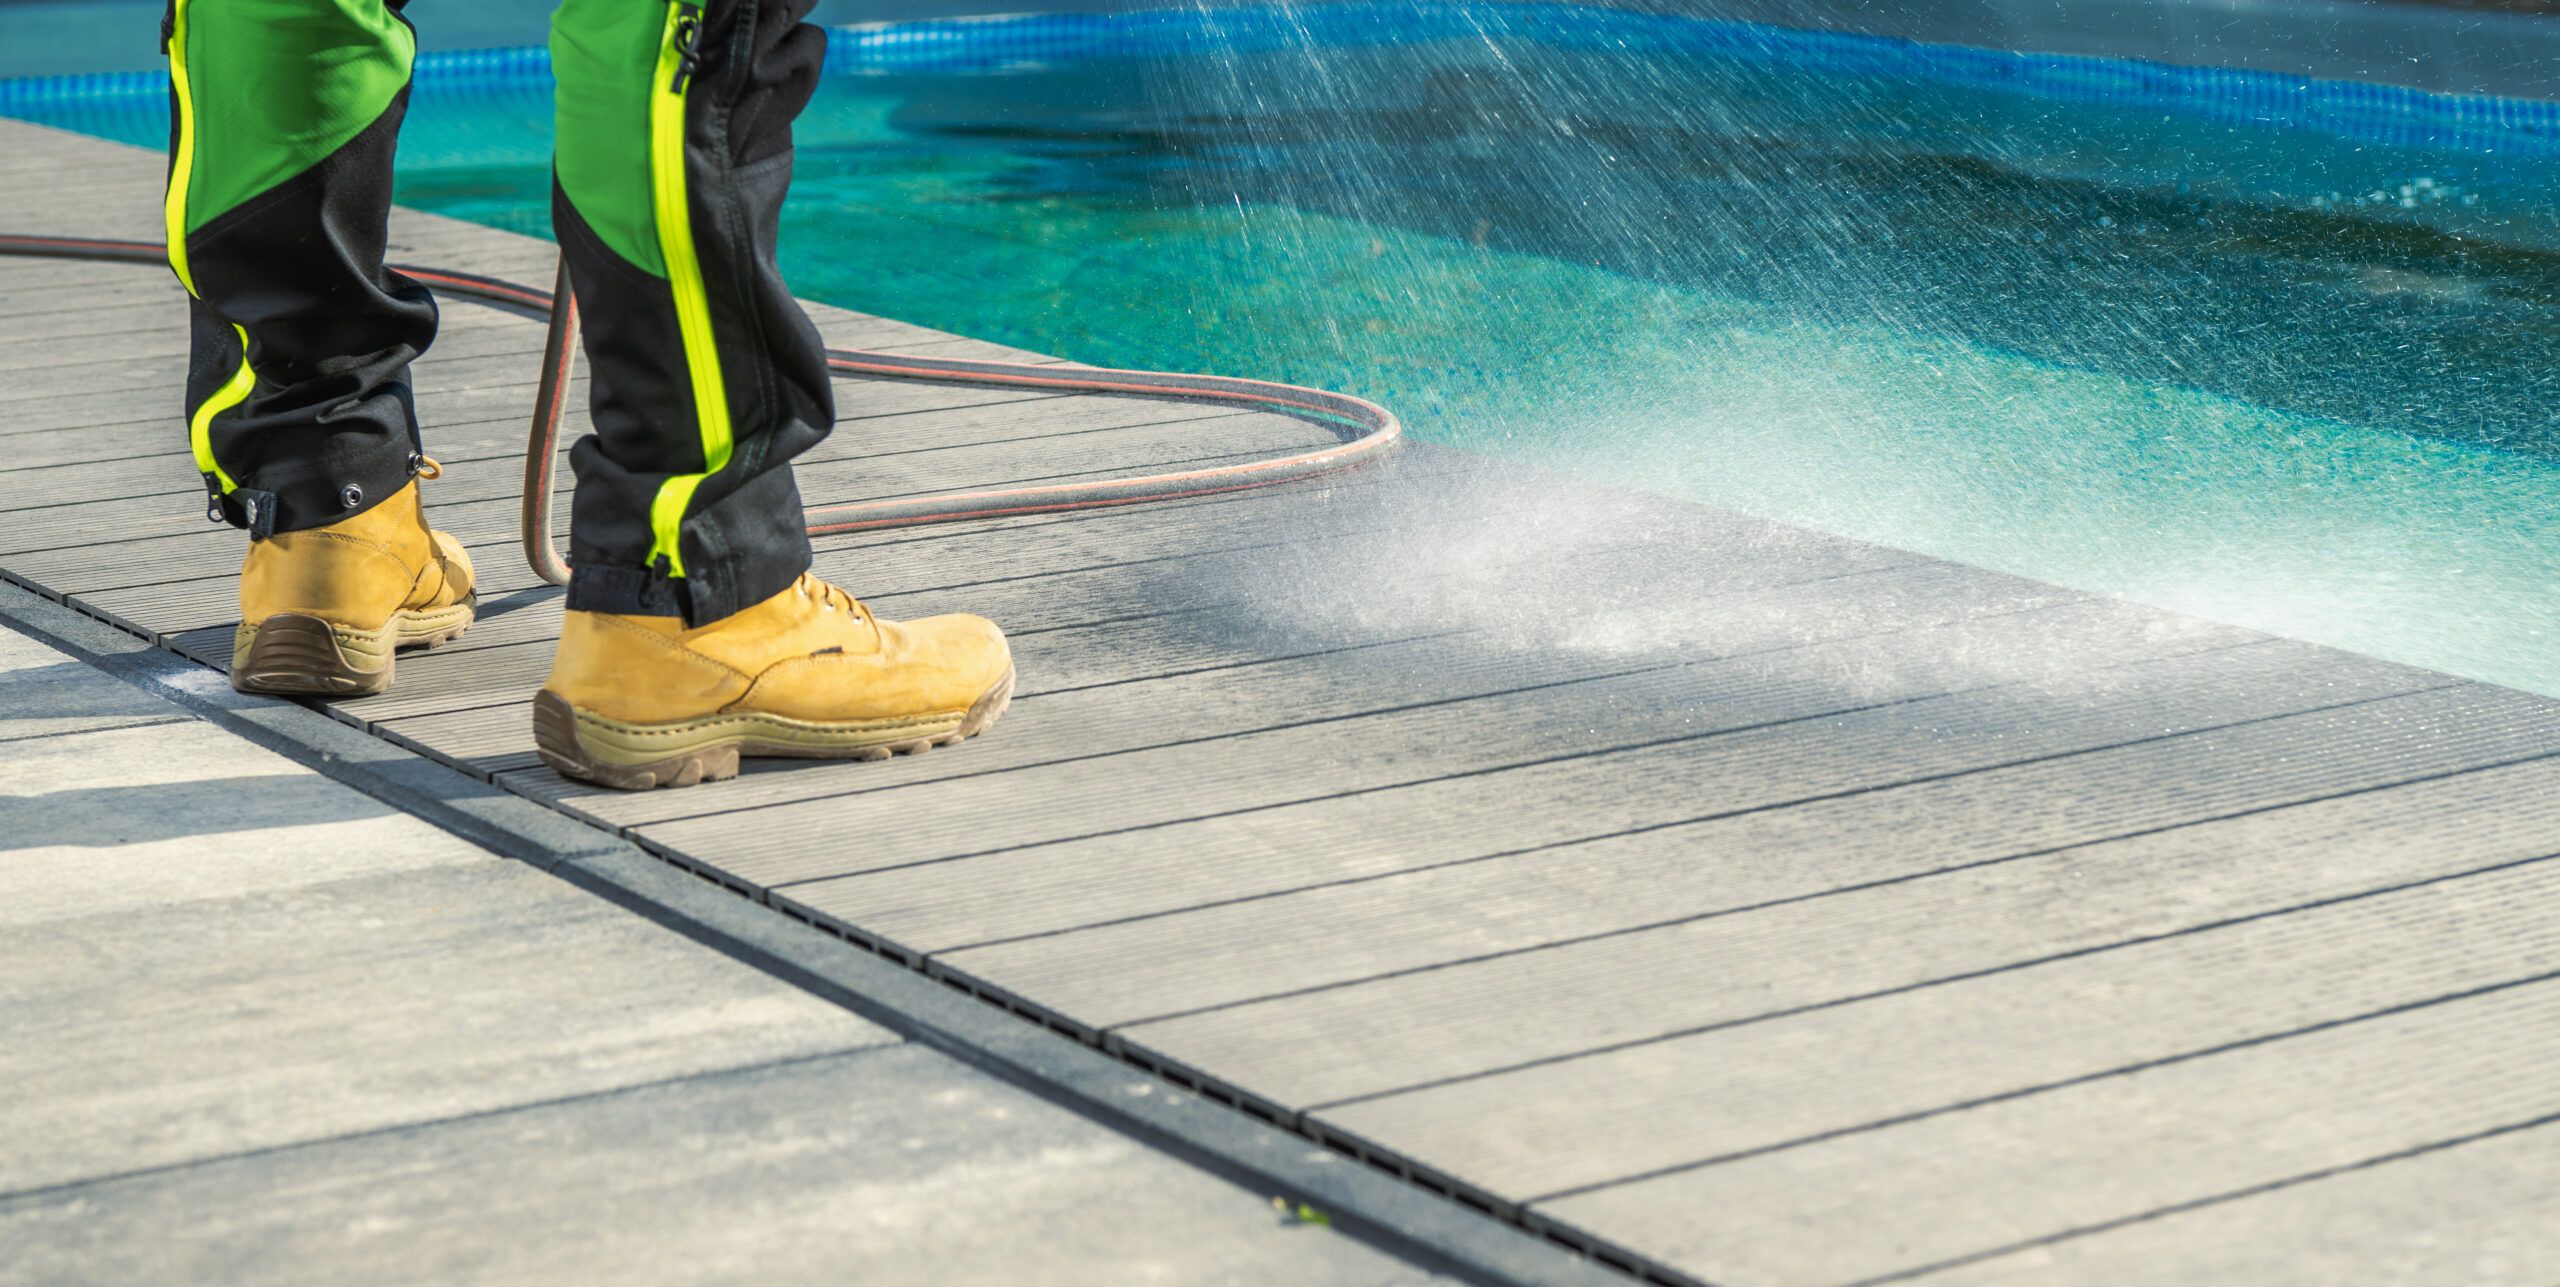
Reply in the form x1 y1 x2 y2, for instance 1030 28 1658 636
0 233 1402 586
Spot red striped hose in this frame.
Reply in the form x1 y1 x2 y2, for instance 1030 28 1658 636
0 233 1402 587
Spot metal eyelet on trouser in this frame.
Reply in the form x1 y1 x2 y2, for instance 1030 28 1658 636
339 483 365 510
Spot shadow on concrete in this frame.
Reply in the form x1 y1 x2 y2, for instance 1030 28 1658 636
0 774 394 850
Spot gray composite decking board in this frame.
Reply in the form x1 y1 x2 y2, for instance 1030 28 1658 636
4 405 1315 591
0 360 552 442
0 282 532 353
0 277 183 323
0 173 169 213
364 701 548 774
785 407 1306 507
0 415 1317 592
891 682 2560 1001
386 454 1863 762
790 399 1274 478
0 303 193 349
340 602 1307 725
0 299 186 347
344 486 1467 755
0 346 538 416
669 604 2300 894
0 248 181 276
930 647 2476 1031
0 321 541 383
358 580 1434 727
0 370 1073 488
1099 642 2462 1092
3 414 1413 553
1314 810 2560 1201
0 308 194 353
791 680 2560 962
13 112 2560 1283
345 480 1512 765
0 321 561 412
535 503 1956 829
34 441 1351 653
56 450 1478 647
1111 698 2540 1121
0 446 577 551
0 257 187 287
1535 979 2560 1286
0 291 189 335
551 571 2060 835
0 342 562 429
1924 1116 2560 1286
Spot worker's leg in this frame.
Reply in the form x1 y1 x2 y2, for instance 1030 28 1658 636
165 0 438 535
164 0 474 696
548 0 835 626
538 0 1012 790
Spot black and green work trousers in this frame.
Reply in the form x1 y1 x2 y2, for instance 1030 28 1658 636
164 0 834 624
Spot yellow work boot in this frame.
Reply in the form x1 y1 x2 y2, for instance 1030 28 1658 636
533 573 1014 790
231 473 477 697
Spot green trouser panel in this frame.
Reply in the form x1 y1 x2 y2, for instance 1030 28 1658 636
165 0 438 537
551 0 835 624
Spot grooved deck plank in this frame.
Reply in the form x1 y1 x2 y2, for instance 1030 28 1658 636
539 502 1946 829
1310 753 2560 1198
651 598 2295 891
794 679 2557 959
904 684 2560 1013
0 415 1323 592
952 641 2442 1036
1923 1114 2560 1285
1533 978 2560 1285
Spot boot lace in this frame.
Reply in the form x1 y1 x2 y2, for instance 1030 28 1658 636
796 573 868 619
416 456 444 481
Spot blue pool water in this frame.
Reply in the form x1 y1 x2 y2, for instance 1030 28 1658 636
12 4 2560 691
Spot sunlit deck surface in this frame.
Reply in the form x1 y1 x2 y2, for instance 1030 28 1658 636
8 117 2560 1284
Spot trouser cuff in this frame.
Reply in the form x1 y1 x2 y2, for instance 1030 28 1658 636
216 437 424 539
565 563 688 618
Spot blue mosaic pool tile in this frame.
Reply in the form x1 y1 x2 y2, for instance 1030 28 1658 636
8 2 2560 157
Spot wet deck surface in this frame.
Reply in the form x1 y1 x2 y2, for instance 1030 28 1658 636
7 117 2560 1284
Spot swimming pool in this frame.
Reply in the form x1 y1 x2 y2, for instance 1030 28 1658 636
13 3 2560 693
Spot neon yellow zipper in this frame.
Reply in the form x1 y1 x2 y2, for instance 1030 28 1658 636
644 1 729 578
164 0 244 494
163 0 199 294
191 325 254 490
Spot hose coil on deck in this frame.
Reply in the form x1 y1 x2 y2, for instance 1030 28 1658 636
0 233 1402 586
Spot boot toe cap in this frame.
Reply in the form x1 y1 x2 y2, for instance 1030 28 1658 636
427 529 477 602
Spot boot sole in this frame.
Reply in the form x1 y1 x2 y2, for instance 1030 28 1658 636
531 665 1017 791
231 597 478 697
